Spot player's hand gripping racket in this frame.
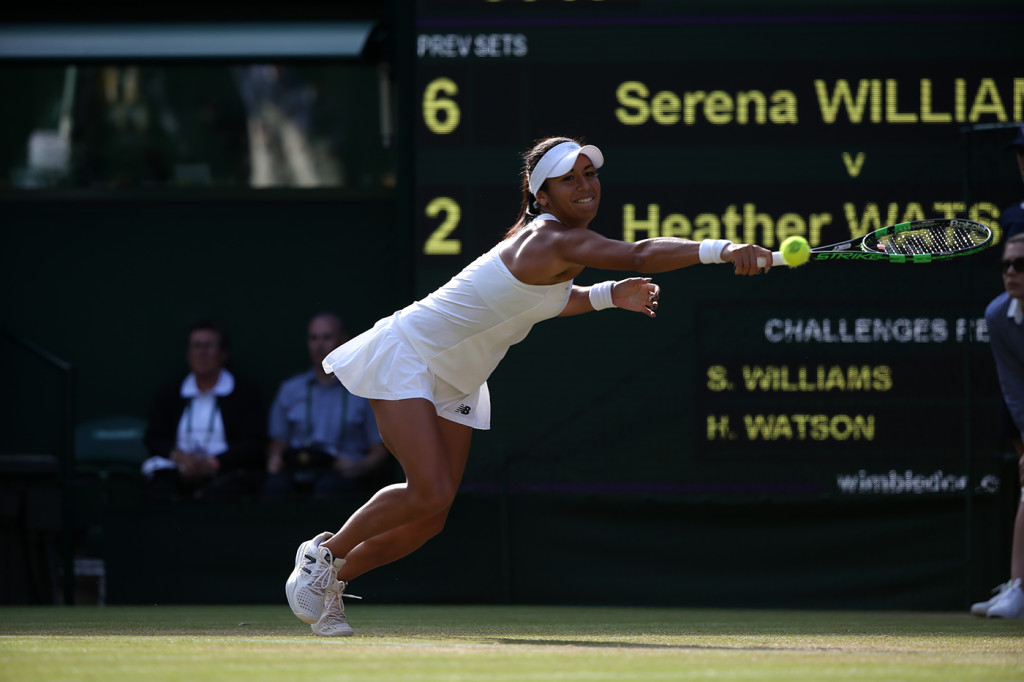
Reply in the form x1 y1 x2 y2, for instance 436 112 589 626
757 218 993 267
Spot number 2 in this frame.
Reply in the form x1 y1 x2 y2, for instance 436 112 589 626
424 197 462 255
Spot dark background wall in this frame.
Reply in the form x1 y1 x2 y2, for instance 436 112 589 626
1 197 407 455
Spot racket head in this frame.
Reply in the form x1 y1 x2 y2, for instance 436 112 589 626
860 219 993 262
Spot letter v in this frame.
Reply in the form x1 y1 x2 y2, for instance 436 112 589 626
842 152 865 178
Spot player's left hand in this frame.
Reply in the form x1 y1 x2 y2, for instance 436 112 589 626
613 277 660 317
722 243 773 274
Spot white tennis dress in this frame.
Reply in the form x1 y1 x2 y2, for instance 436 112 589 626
322 218 572 429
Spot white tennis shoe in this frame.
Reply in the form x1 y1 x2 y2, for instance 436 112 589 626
987 578 1024 619
285 531 344 624
311 579 359 637
970 580 1011 616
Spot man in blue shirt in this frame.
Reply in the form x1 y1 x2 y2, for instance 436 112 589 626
974 233 1024 618
264 313 392 498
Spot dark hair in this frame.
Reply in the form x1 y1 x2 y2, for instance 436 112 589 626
1007 232 1024 246
503 136 581 240
187 317 230 352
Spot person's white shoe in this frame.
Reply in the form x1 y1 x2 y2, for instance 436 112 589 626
311 579 359 637
987 578 1024 619
285 532 343 624
971 581 1011 616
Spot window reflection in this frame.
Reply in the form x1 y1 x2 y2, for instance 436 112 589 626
4 63 394 191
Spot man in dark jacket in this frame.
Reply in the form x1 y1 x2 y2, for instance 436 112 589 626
142 318 265 500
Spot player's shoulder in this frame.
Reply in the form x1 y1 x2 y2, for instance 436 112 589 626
546 223 607 246
510 220 582 251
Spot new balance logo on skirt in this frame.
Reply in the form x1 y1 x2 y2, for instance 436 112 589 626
455 404 471 415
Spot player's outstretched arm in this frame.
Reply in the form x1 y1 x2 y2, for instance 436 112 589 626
559 277 660 317
552 228 772 275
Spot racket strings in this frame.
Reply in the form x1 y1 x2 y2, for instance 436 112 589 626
874 225 989 256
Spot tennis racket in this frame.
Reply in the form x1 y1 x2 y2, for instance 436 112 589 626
757 218 993 267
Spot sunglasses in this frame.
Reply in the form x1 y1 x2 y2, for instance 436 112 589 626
1001 257 1024 273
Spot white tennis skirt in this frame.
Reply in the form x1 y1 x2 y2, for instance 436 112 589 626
322 316 491 430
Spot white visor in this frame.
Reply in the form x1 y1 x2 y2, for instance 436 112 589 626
528 141 604 197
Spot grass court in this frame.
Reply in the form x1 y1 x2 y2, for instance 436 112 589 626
2 604 1022 681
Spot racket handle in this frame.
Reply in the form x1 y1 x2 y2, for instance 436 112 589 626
756 252 785 268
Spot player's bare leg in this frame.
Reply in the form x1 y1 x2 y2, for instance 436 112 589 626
338 417 471 580
322 399 472 563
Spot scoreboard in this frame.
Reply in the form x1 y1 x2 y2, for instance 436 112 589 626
412 0 1024 497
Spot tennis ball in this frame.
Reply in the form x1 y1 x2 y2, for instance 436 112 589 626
780 235 810 267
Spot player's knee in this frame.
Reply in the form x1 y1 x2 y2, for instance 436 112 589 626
407 479 456 518
420 511 449 540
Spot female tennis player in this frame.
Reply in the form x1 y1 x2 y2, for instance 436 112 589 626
286 136 774 636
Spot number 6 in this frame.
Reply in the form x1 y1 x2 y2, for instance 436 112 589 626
423 78 461 135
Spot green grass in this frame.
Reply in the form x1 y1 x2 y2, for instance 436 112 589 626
1 605 1022 681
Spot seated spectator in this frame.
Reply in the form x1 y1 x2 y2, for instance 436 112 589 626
263 312 392 500
142 318 266 500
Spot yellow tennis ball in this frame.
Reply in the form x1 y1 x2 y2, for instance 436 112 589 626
780 235 810 267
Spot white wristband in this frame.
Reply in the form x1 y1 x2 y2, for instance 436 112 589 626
589 281 615 311
699 239 733 264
